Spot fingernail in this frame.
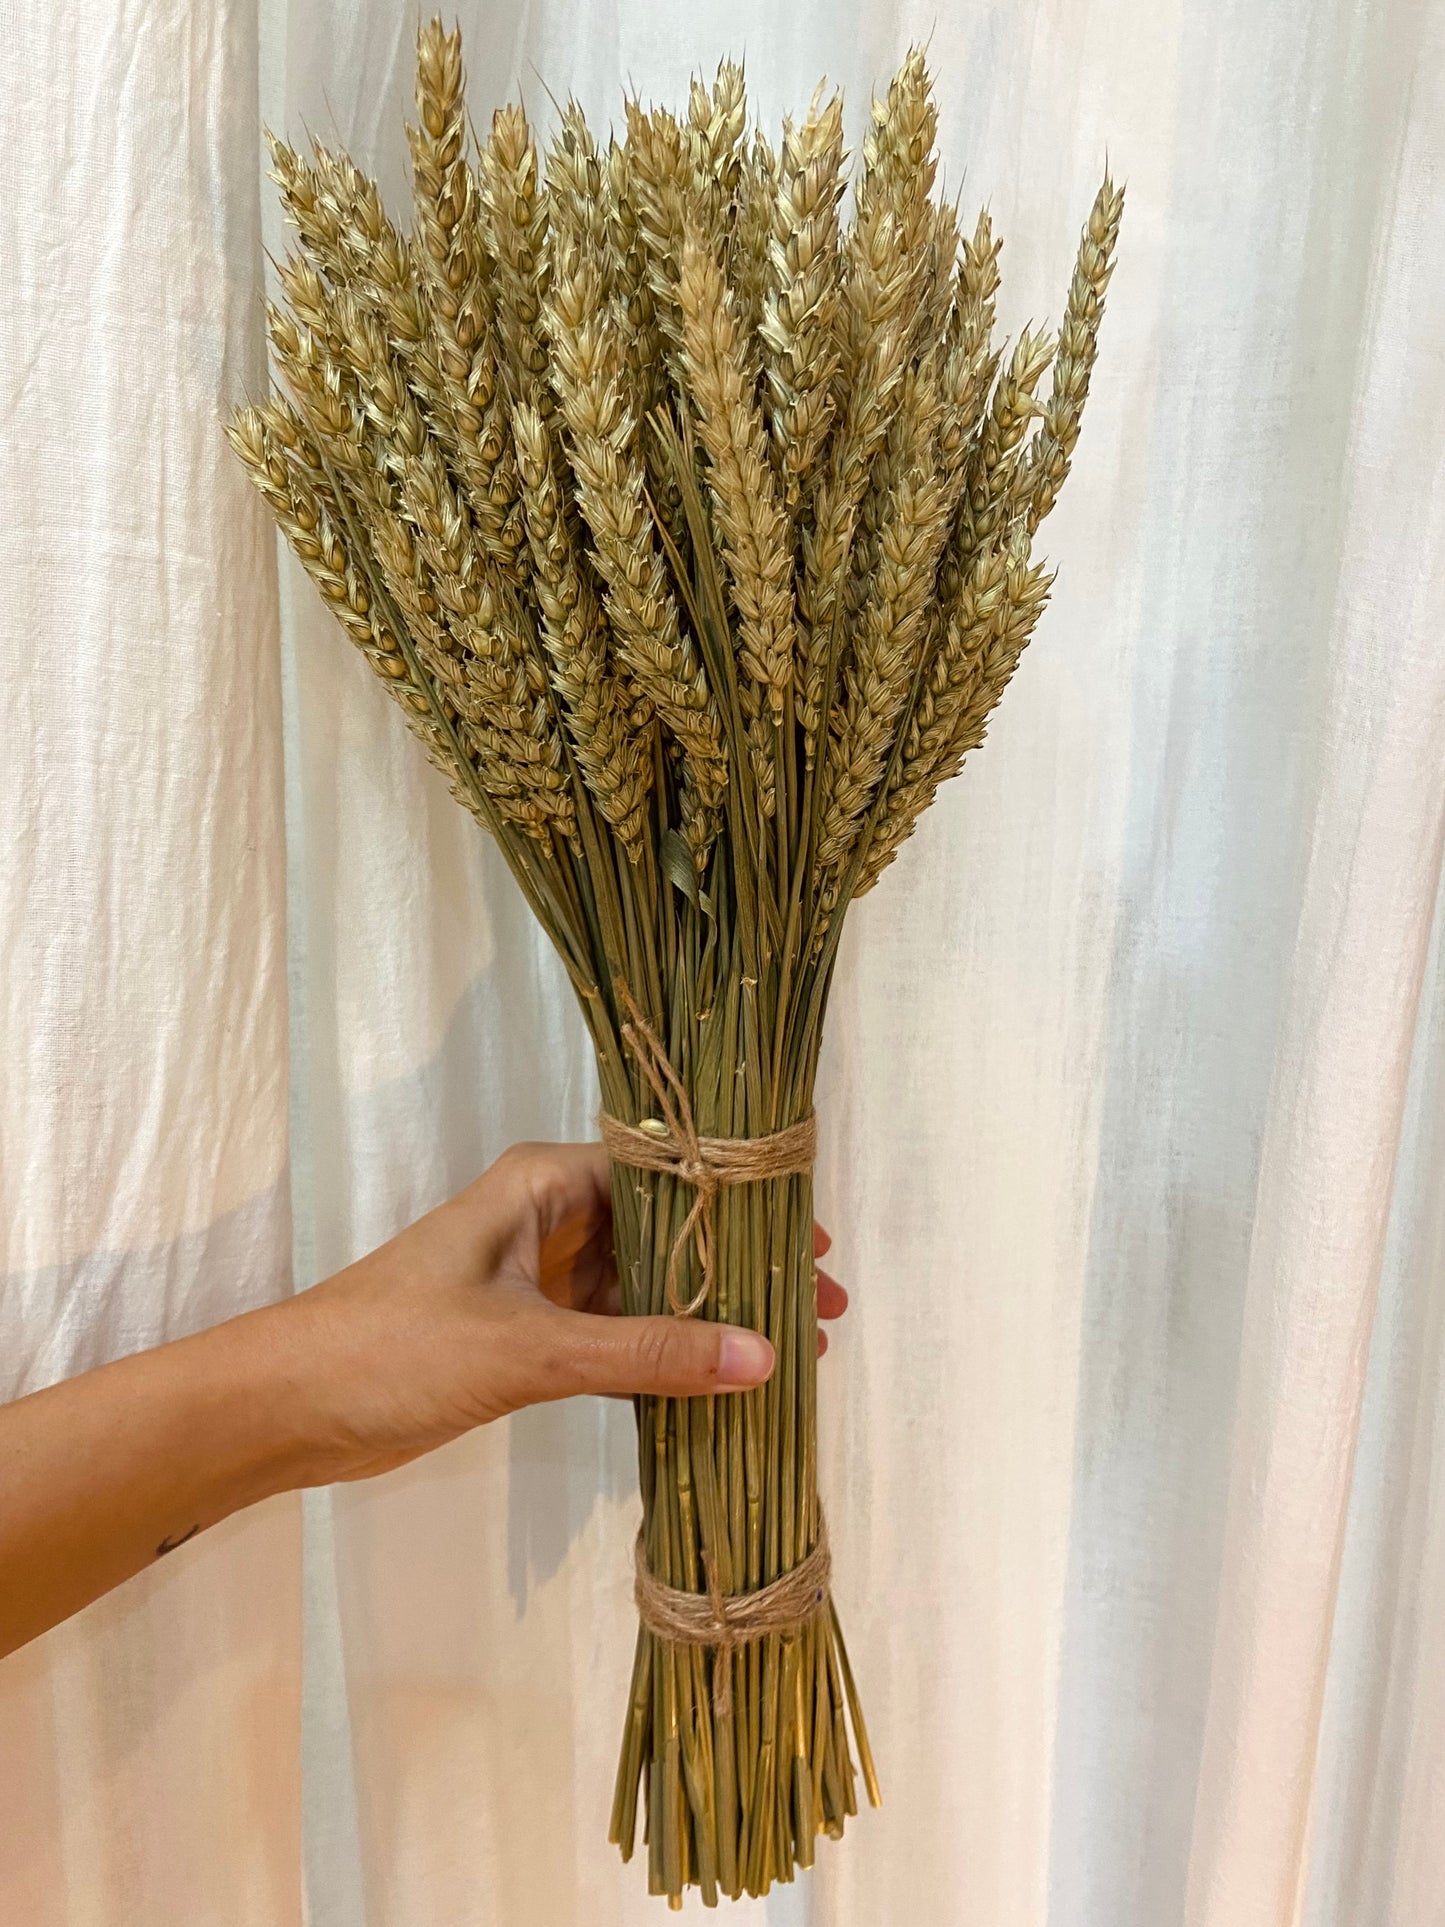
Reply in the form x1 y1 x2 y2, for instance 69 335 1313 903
718 1330 774 1387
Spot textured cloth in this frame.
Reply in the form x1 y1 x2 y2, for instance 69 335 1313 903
0 4 298 1923
4 1 1445 1924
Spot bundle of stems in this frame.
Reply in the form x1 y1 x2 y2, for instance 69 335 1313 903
229 21 1120 1904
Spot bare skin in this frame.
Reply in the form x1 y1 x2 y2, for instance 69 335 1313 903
0 1140 846 1662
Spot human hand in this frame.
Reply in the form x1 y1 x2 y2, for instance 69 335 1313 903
289 1141 847 1484
0 1141 848 1657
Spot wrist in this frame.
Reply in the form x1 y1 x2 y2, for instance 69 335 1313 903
229 1254 456 1486
181 1292 356 1499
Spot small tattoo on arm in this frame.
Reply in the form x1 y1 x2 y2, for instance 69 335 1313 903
155 1524 201 1559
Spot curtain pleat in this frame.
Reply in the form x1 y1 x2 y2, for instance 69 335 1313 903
4 1 1444 1922
0 2 300 1923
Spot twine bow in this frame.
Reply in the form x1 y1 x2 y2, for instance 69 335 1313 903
598 982 817 1316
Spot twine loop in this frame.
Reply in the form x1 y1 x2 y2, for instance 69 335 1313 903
598 983 816 1316
633 1517 832 1714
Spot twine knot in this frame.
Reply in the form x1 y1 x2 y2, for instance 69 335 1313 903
632 1517 832 1715
598 983 817 1316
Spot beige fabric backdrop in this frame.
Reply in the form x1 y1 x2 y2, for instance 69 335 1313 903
3 0 1444 1922
0 2 300 1922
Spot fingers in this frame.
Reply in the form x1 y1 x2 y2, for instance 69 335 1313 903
570 1225 847 1379
537 1308 776 1402
818 1256 846 1358
478 1142 618 1312
816 1266 847 1321
499 1140 612 1240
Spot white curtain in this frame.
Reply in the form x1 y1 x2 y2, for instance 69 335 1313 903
4 1 1444 1922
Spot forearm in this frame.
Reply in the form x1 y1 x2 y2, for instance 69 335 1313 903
0 1297 328 1660
0 1145 792 1662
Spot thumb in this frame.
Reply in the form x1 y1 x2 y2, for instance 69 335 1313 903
542 1308 776 1401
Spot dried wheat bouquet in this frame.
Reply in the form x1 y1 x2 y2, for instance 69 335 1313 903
229 20 1121 1904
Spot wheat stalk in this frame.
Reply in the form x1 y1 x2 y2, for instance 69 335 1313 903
233 30 1121 1901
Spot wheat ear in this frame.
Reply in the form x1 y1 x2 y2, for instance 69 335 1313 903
760 92 846 525
814 358 958 877
727 128 780 345
621 100 693 366
952 324 1056 563
229 403 411 698
1020 174 1124 531
327 292 545 719
272 131 524 584
478 103 554 416
854 48 938 264
685 60 747 226
408 21 521 574
513 401 653 861
271 282 574 848
796 55 938 765
676 226 797 715
857 535 1052 893
919 196 962 355
545 237 728 860
227 400 529 829
601 137 666 435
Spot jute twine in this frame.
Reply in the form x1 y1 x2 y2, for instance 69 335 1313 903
598 983 817 1318
633 1518 832 1715
601 983 830 1711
